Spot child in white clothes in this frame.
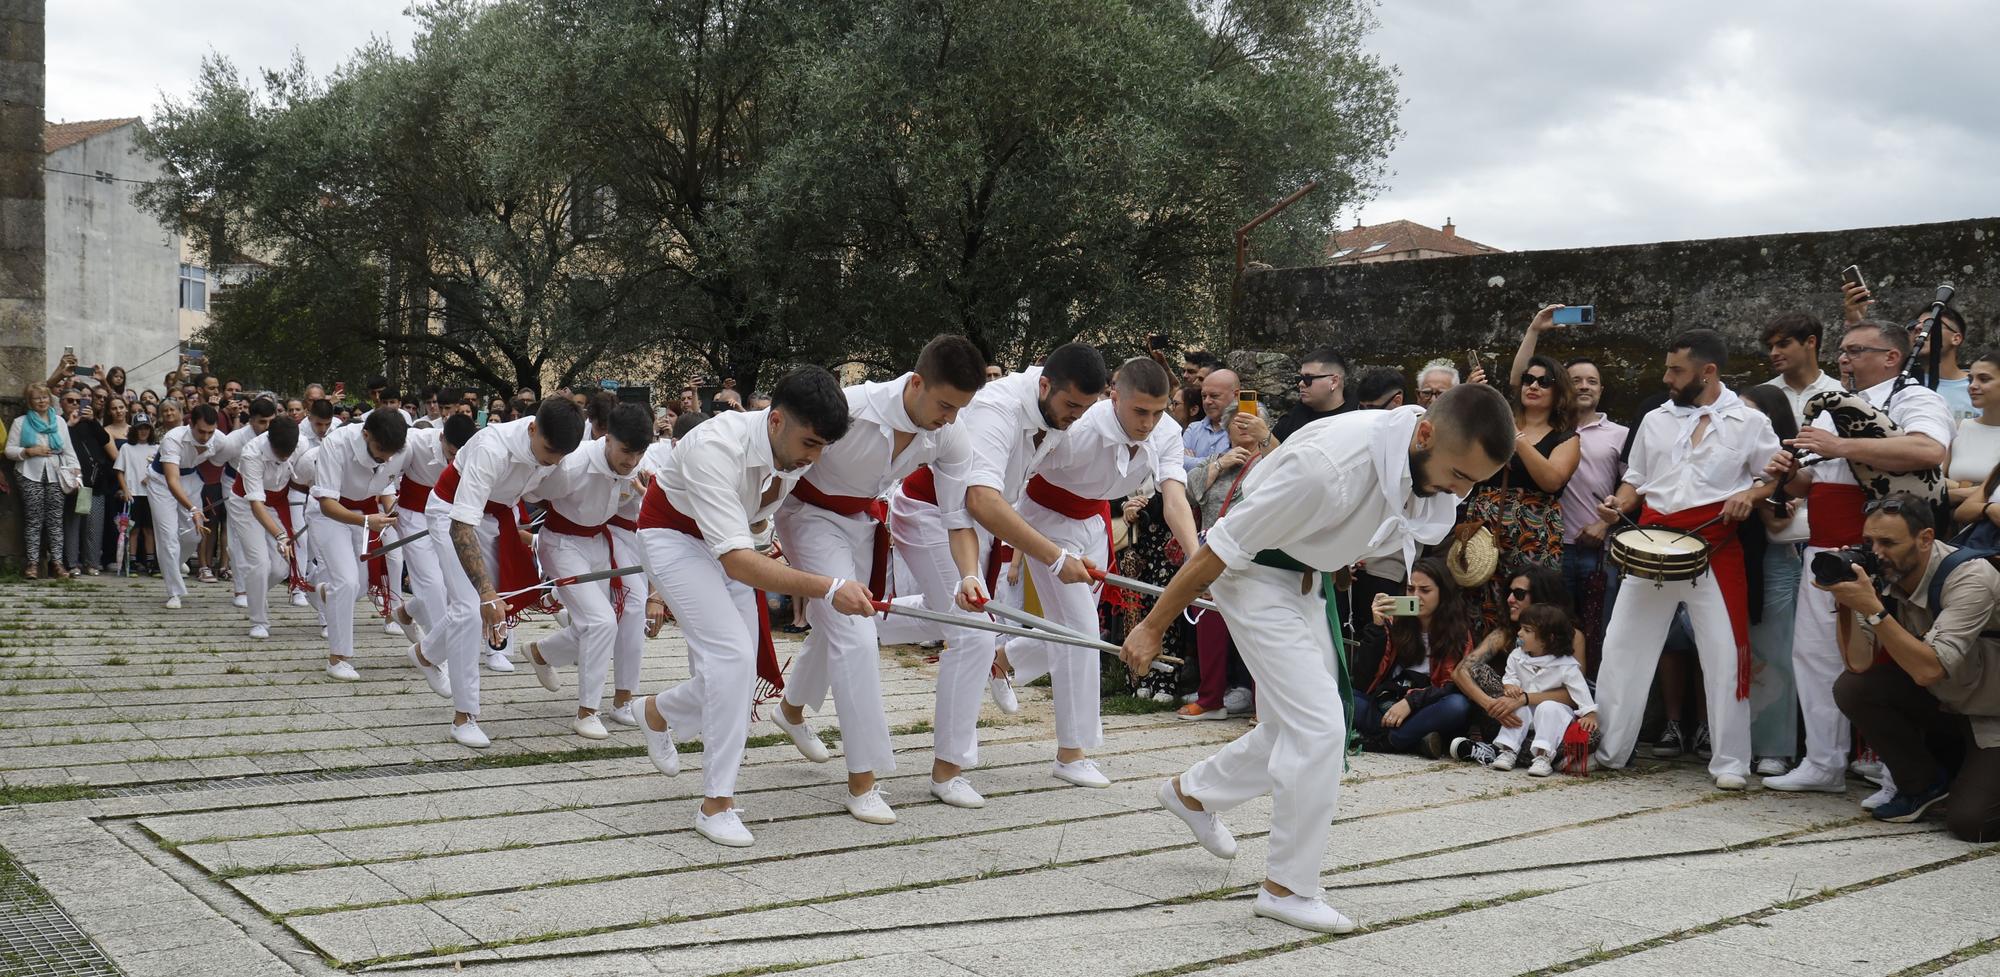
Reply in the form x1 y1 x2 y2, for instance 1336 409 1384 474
1492 604 1598 777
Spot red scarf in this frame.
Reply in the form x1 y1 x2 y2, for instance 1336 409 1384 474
903 464 1014 592
791 477 892 596
1641 501 1751 700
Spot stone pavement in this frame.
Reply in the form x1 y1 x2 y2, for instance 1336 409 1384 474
0 574 1996 977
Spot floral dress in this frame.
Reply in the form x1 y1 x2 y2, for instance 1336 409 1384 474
1468 428 1576 634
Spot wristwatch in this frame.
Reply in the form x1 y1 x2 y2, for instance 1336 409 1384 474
1861 608 1890 628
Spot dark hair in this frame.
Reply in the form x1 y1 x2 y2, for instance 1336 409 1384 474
248 397 279 420
606 403 651 453
1042 342 1110 396
361 406 409 453
587 389 619 431
1741 384 1799 441
1114 356 1173 397
1354 366 1405 406
1426 383 1516 465
1761 311 1823 349
308 399 335 421
267 416 300 458
1499 565 1572 646
1938 306 1968 335
1563 356 1600 373
533 396 586 453
1384 557 1470 677
379 386 402 403
441 386 465 405
1514 354 1578 433
1667 328 1729 372
1516 603 1576 658
1868 490 1936 537
366 374 388 390
1848 319 1912 369
1299 345 1349 377
771 366 851 441
441 413 476 448
915 335 989 393
189 403 220 426
672 410 710 440
1176 383 1202 414
1183 350 1222 370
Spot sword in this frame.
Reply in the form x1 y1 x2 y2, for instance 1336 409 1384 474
871 600 1178 670
1088 569 1220 612
496 564 646 600
360 528 429 562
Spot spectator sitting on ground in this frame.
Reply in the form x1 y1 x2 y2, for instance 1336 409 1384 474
1352 556 1477 757
1481 603 1598 776
1450 566 1586 759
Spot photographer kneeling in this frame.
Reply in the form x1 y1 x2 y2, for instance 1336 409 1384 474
1816 492 2000 837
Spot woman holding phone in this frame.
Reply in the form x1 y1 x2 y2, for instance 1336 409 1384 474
1351 557 1476 756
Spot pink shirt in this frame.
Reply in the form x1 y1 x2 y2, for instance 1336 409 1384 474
1560 413 1628 545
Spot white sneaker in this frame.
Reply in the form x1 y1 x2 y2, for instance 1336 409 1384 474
640 696 680 776
772 711 831 762
1159 779 1236 858
325 659 360 682
320 626 329 639
248 625 270 640
1252 890 1356 934
988 672 1020 714
315 581 332 604
528 644 560 692
1861 781 1897 811
606 702 638 727
408 643 451 698
450 719 491 749
1763 764 1845 793
845 787 897 825
1223 686 1254 715
1715 773 1748 791
1491 750 1518 772
291 591 309 607
383 619 405 636
929 776 986 809
1528 753 1555 777
571 714 609 740
1052 758 1111 788
1755 757 1790 777
1850 756 1886 783
484 649 516 673
232 593 249 609
695 807 754 847
163 595 182 610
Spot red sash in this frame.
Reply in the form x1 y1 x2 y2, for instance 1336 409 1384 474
900 465 938 504
1641 501 1752 699
1806 483 1867 548
397 478 433 514
434 463 541 616
792 477 892 596
637 480 785 697
542 506 626 615
1026 474 1118 603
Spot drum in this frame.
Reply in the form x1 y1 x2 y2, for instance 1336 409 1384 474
1609 527 1710 583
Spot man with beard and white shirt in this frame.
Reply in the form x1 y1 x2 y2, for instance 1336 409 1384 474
228 416 301 640
429 398 585 748
633 368 874 847
1123 384 1515 933
149 403 223 610
769 336 987 825
891 342 1110 809
1000 356 1198 787
393 413 477 699
299 410 410 681
1592 330 1783 789
1766 320 1951 801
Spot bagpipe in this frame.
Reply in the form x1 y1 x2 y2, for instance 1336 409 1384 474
1800 386 1949 508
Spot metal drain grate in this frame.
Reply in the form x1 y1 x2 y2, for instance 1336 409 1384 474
0 855 119 976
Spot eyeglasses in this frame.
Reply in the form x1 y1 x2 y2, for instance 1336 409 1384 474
1837 345 1893 358
1295 372 1336 386
1416 388 1446 402
1507 587 1531 600
1519 373 1558 390
1908 318 1959 335
1864 497 1913 515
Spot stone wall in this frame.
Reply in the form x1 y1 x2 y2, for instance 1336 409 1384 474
0 0 47 572
1235 217 2000 419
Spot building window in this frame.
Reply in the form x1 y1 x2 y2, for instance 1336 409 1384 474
179 264 207 312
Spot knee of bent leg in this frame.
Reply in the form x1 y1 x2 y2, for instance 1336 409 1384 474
1945 792 2000 844
1831 669 1870 717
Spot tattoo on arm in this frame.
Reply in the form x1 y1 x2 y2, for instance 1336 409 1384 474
450 522 494 596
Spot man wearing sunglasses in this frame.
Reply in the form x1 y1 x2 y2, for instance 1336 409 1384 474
1909 307 1976 423
1767 320 1952 796
1270 346 1353 443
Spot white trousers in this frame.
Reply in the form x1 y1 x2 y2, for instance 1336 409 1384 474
306 506 364 657
1494 699 1580 756
1179 563 1346 897
774 500 895 775
224 494 287 628
607 526 646 695
534 530 639 711
381 521 406 618
641 527 758 798
1592 573 1752 778
888 487 995 769
999 499 1107 752
147 471 203 598
1790 546 1851 778
395 508 447 636
426 503 500 717
289 490 314 608
875 550 942 645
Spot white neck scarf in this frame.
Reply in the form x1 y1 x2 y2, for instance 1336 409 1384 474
1665 384 1741 452
1366 405 1460 578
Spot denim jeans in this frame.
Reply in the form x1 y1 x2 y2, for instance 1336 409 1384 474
1353 691 1476 753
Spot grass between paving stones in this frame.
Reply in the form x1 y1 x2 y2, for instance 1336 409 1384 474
706 959 865 977
1102 695 1182 715
1515 845 2000 976
0 783 104 805
1891 933 2000 976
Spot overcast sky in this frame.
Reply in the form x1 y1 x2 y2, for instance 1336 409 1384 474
46 1 2000 253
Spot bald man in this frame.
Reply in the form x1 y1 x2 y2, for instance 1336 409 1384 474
1183 369 1241 472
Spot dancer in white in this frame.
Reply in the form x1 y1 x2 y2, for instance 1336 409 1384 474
634 367 873 848
288 400 340 608
298 410 410 681
211 398 278 610
149 403 222 610
394 413 477 699
771 336 987 824
427 398 584 748
227 416 301 640
523 403 651 738
892 342 1109 808
1123 384 1514 933
1003 356 1198 785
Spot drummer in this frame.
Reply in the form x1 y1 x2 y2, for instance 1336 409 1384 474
1591 329 1780 790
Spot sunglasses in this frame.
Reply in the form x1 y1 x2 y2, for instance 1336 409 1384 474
1508 587 1531 600
1519 373 1558 390
1295 372 1336 386
1864 497 1914 515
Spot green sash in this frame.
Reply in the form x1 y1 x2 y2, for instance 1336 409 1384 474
1251 548 1359 756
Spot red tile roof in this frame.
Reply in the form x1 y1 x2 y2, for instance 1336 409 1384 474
43 118 140 154
1326 219 1505 263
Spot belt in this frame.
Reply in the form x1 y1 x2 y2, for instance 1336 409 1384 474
791 477 892 595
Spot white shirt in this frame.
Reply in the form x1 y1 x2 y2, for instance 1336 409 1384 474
399 427 452 488
305 422 404 503
1951 420 2000 485
1623 387 1781 513
1808 375 1954 488
299 417 339 453
154 424 220 479
1763 370 1846 426
1206 407 1459 575
800 375 974 501
209 422 260 468
1031 396 1185 501
1501 648 1597 715
115 443 155 498
235 432 294 499
529 437 637 527
656 407 801 559
938 368 1062 531
639 440 675 479
443 417 556 526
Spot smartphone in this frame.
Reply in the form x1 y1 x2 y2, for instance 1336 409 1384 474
475 409 488 426
333 381 347 398
1386 595 1422 617
72 365 96 378
1148 333 1169 352
1552 305 1595 326
1465 348 1490 383
1237 389 1259 416
1842 265 1867 291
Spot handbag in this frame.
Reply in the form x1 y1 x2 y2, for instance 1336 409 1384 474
73 484 93 516
57 463 82 495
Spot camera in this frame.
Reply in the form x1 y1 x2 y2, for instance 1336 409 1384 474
1811 546 1882 588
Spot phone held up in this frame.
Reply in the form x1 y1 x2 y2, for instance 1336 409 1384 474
1552 305 1595 326
1236 389 1259 418
1385 595 1422 617
1842 265 1867 292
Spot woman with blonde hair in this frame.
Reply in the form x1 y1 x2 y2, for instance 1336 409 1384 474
5 382 81 578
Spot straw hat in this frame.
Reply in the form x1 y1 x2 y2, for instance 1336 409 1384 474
1446 526 1499 588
